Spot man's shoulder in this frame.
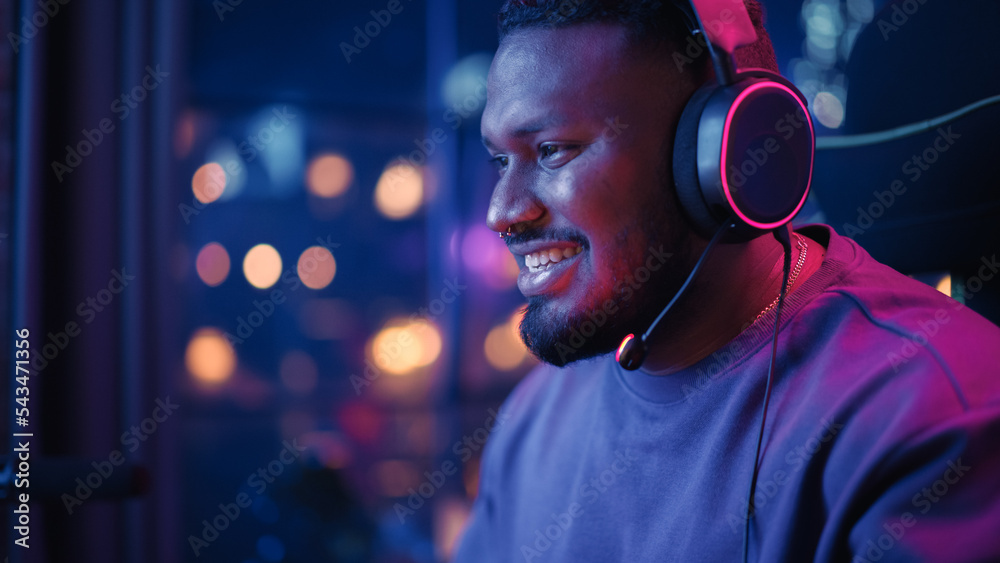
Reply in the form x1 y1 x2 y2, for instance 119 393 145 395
797 226 1000 411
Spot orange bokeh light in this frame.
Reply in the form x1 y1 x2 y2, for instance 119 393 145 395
185 328 236 385
297 246 337 290
192 162 227 204
243 244 283 289
374 162 424 220
306 153 354 198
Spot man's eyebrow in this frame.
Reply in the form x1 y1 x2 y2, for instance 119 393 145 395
481 117 567 151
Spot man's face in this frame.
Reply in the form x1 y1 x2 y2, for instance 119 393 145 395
481 23 705 366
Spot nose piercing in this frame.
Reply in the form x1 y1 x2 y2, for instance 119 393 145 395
499 227 513 239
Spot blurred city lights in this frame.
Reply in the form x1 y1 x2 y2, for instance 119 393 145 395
279 349 319 394
243 244 283 289
185 327 237 385
374 162 424 220
484 309 529 371
369 317 442 376
306 153 354 198
297 245 337 290
192 162 227 204
195 242 231 287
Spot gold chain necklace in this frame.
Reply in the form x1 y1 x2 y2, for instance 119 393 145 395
751 233 807 325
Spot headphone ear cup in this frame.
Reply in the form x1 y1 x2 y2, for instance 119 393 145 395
673 83 724 239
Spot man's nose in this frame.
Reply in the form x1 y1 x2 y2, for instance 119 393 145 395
486 168 544 235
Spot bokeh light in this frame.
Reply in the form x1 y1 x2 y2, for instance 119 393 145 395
185 327 236 385
484 309 529 371
297 246 336 290
813 91 845 129
243 244 283 289
305 153 354 198
936 274 952 296
374 162 424 220
441 52 491 111
192 162 227 204
369 317 442 376
462 225 519 289
195 242 231 287
279 350 318 394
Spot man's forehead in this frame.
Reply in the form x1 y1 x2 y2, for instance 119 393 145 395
482 24 636 139
489 24 632 94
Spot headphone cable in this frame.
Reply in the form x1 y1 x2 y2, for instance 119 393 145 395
742 226 793 563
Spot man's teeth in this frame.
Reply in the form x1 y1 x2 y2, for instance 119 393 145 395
524 246 583 269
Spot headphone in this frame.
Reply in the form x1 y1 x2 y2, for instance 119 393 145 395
616 0 816 371
672 0 815 241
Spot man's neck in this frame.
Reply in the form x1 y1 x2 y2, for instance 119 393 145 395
638 226 826 375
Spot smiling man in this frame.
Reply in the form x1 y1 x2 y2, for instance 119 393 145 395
453 1 1000 561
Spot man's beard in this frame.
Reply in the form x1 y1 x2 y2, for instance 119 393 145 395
519 182 697 367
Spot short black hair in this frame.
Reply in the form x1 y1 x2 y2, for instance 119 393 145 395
497 0 778 76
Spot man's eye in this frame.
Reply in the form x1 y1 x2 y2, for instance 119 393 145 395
539 144 582 168
489 155 509 171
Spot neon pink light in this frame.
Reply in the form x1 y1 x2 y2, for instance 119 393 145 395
691 0 758 53
616 334 634 364
720 81 815 231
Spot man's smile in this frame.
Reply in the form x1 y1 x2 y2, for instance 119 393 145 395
507 240 586 296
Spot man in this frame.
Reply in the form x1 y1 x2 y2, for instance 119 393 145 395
454 1 1000 561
